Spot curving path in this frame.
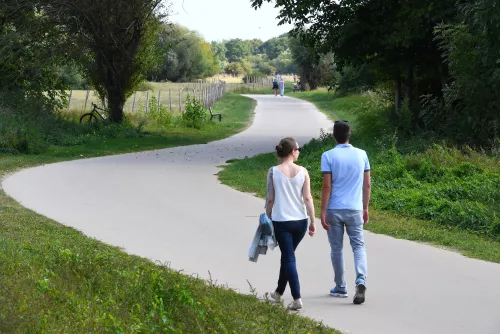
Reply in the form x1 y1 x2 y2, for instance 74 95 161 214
3 95 500 334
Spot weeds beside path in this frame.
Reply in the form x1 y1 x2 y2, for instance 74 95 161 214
218 90 500 263
0 94 338 332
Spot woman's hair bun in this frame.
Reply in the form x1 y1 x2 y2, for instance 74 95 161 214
275 137 296 158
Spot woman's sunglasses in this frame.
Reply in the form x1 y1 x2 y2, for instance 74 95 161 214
294 147 302 152
335 120 349 123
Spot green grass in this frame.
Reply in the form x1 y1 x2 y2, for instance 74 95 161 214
0 93 338 332
217 91 500 263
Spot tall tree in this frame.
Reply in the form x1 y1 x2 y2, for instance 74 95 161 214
0 0 69 107
434 0 500 144
259 35 289 60
211 41 228 71
252 0 456 122
152 24 217 82
224 38 251 62
41 0 166 122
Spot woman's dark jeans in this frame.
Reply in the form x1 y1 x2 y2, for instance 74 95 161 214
273 219 308 299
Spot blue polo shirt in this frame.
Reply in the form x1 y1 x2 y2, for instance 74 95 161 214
321 144 370 211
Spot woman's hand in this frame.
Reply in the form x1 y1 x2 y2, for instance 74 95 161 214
308 220 316 236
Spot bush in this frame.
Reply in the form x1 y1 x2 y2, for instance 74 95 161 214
371 145 500 238
145 96 174 127
352 90 392 140
224 62 245 76
337 64 376 94
182 97 207 129
0 94 143 155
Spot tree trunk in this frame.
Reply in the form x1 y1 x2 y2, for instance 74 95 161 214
299 66 307 91
437 61 448 92
406 58 414 110
395 72 402 115
108 89 125 122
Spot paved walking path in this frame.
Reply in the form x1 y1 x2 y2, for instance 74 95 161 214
3 95 500 334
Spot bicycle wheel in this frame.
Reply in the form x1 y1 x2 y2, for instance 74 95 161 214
80 113 97 124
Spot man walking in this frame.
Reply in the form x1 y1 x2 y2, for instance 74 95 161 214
320 121 371 304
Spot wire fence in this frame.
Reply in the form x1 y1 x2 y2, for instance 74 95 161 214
65 77 279 114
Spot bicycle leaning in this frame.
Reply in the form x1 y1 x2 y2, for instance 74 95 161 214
79 102 108 124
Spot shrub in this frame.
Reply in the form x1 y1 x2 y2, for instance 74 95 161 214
337 64 376 94
371 145 500 238
182 97 207 129
352 90 392 140
145 96 174 127
0 95 143 154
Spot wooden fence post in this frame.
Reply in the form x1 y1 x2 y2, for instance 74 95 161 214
169 89 172 111
84 89 90 110
67 90 73 111
179 88 182 112
132 91 137 113
145 91 150 113
157 91 161 111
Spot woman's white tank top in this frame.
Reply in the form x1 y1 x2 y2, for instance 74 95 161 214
271 166 308 222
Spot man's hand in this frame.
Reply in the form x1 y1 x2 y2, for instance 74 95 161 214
321 213 329 230
308 221 316 236
363 209 369 225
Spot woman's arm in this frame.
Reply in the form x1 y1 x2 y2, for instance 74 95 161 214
302 169 316 235
265 168 275 217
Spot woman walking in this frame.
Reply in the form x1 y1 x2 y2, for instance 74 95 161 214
265 137 316 311
272 76 279 96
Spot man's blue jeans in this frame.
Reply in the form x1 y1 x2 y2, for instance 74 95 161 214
326 209 367 290
273 219 308 299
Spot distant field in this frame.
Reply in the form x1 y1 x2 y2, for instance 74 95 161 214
64 81 273 113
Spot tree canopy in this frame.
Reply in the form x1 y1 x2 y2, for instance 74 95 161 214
252 0 499 146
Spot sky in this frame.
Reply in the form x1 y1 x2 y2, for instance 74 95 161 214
168 0 293 42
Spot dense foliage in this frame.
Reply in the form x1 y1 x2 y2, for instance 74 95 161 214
1 0 166 123
252 0 499 146
150 24 219 82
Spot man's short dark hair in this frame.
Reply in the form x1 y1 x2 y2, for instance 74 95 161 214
333 121 351 143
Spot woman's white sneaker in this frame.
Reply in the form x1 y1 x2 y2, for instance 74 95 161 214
287 298 303 311
266 291 282 303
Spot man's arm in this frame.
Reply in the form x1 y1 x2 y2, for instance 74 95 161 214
362 171 371 225
321 173 332 230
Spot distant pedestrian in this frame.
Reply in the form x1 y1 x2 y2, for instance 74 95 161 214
265 137 316 311
320 121 371 305
272 76 279 96
279 77 285 96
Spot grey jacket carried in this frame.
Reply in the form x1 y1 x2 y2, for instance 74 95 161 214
248 219 277 262
248 168 277 262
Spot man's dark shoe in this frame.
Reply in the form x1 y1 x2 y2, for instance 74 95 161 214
353 284 366 304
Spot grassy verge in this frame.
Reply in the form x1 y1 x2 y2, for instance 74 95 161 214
1 94 254 172
218 90 500 263
0 94 337 332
